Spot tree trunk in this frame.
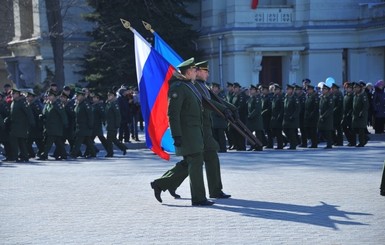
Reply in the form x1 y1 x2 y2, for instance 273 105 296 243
44 0 65 88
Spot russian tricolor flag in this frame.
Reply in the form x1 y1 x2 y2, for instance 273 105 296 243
153 32 183 68
133 29 175 160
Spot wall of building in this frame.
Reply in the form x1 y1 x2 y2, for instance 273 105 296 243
0 0 93 89
195 0 385 89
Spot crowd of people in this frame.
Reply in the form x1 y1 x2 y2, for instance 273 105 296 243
0 75 384 163
0 83 142 162
210 78 385 152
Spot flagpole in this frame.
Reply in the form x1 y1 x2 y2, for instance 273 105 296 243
142 21 154 33
120 18 134 32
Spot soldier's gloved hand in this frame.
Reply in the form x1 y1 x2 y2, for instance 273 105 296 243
289 116 294 121
233 110 240 120
224 109 233 120
173 136 182 147
359 112 363 118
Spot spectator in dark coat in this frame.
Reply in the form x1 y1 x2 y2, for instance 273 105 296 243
117 87 130 142
372 80 385 134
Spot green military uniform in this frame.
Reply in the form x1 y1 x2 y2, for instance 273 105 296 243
153 61 231 199
167 77 206 204
295 87 307 147
105 92 127 157
0 97 10 158
282 85 300 149
332 86 344 146
303 86 319 148
318 87 334 148
40 91 68 160
261 88 273 147
8 90 35 162
342 84 355 146
225 82 235 149
270 87 284 149
27 95 44 158
229 83 248 150
194 79 227 196
246 87 263 151
91 98 109 153
211 85 228 152
381 161 385 196
151 59 214 206
62 96 76 151
352 84 369 146
70 90 96 158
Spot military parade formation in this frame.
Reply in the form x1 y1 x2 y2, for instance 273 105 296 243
215 78 377 152
0 58 384 199
0 83 140 163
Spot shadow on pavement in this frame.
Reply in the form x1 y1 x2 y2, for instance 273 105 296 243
212 198 372 230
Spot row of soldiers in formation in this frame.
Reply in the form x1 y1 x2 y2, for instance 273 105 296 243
0 84 132 162
0 76 371 162
210 79 370 152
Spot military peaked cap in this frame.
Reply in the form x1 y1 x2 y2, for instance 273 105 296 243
177 57 196 73
195 60 209 71
233 82 241 88
75 88 85 95
211 82 220 88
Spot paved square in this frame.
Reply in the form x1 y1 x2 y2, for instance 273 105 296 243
1 137 384 244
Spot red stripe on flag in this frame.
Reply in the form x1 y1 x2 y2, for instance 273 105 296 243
147 66 175 160
251 0 259 9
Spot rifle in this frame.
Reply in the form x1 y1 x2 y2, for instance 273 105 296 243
201 95 261 147
203 87 262 147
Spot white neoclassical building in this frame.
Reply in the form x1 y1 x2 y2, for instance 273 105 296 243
193 0 385 88
1 0 384 89
0 0 92 89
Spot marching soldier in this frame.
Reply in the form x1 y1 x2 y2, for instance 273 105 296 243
225 82 235 149
192 60 231 198
0 92 11 159
229 82 248 150
341 82 355 146
104 90 127 157
270 84 284 149
283 84 300 150
70 89 96 159
352 82 369 147
25 91 44 158
60 92 76 152
261 85 273 148
246 85 263 151
318 83 334 149
152 60 232 203
295 84 307 147
303 84 319 148
90 92 109 155
6 89 35 162
211 82 228 152
332 83 344 146
381 161 385 196
151 58 213 206
38 90 68 160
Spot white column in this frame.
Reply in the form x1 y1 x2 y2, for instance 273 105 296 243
13 0 21 41
289 51 300 84
252 51 262 84
32 0 41 37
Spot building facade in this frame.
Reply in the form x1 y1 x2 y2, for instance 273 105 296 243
0 0 92 89
195 0 385 88
1 0 384 90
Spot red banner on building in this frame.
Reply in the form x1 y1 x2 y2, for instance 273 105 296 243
251 0 259 9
